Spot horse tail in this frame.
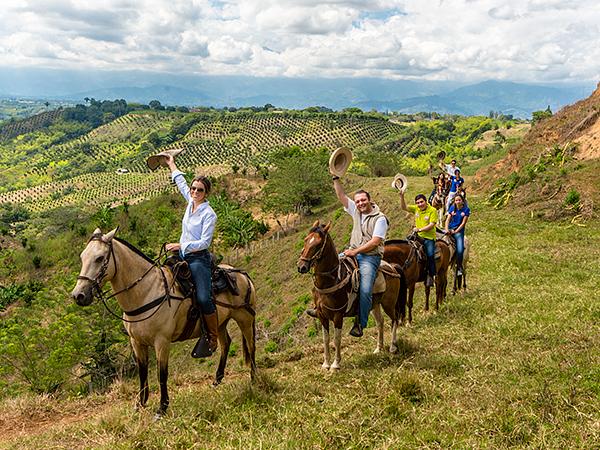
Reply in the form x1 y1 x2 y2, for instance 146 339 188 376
242 276 256 368
393 264 407 321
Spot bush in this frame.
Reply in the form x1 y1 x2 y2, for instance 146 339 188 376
564 190 580 208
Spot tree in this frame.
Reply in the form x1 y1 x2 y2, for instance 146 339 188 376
532 106 552 124
149 100 164 110
263 149 331 215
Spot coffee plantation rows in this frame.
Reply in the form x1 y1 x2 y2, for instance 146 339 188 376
0 109 65 142
0 169 224 213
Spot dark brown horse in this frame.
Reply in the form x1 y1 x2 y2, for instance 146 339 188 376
297 221 406 370
383 232 451 322
72 228 257 418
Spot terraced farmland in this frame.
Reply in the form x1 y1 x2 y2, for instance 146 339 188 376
1 111 418 213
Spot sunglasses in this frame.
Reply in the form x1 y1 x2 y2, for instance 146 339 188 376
190 186 205 193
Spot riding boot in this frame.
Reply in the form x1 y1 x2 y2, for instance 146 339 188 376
191 312 219 358
349 316 363 337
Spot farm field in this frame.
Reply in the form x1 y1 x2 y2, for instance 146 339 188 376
1 176 597 449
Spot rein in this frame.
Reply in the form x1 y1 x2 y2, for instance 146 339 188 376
79 236 173 323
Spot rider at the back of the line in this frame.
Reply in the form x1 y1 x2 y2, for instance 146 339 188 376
398 190 437 288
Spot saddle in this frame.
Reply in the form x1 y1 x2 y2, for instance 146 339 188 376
163 252 240 299
408 236 442 263
343 257 402 314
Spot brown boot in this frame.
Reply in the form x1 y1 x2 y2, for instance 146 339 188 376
204 311 219 353
191 311 219 358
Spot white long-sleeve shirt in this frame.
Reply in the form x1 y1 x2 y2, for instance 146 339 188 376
172 170 217 256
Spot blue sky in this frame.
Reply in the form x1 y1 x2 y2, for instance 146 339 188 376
1 0 599 83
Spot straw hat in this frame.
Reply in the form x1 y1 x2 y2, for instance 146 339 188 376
391 173 408 193
146 148 185 171
328 147 353 177
437 150 446 161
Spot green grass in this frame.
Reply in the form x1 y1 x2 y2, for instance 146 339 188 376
1 177 598 448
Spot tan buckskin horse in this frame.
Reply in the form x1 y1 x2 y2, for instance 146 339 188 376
383 232 451 323
71 228 257 418
297 221 406 370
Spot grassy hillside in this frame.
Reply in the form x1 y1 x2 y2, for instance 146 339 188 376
1 176 598 448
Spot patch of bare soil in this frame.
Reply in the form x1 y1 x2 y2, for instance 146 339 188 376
574 115 600 160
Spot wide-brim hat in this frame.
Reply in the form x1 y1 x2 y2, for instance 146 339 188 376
437 150 446 161
146 148 185 171
328 147 353 177
391 173 408 193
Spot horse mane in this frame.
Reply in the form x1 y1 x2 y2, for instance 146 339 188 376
113 237 156 264
385 239 409 246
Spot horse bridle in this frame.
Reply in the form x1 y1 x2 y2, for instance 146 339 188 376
76 233 117 294
298 230 329 266
77 234 171 323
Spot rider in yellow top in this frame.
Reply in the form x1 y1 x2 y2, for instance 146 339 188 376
399 192 438 287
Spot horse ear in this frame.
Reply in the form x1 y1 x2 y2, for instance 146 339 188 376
312 219 320 228
323 221 331 233
93 228 102 235
103 226 119 243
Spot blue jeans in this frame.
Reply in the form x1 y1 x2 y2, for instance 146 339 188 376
423 238 436 277
184 250 216 315
452 229 465 269
356 253 381 328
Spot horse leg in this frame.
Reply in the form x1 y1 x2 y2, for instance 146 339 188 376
424 285 431 312
238 313 257 382
330 327 343 371
214 323 232 387
154 340 170 418
407 285 415 325
321 319 331 369
452 266 458 295
131 339 149 410
372 303 384 354
330 315 343 370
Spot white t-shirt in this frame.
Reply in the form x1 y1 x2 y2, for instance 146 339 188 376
445 163 461 177
344 199 388 239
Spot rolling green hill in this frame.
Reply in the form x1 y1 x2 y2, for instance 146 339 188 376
0 108 516 214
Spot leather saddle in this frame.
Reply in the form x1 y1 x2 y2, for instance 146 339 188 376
163 252 240 299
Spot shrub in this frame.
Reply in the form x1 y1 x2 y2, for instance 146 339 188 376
564 190 580 208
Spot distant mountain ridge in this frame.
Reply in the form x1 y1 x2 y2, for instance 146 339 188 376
0 67 594 118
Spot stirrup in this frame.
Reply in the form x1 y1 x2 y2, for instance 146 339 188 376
191 335 214 358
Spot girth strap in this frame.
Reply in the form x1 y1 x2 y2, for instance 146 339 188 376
124 295 168 316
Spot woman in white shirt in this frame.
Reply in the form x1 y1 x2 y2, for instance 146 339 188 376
165 154 219 358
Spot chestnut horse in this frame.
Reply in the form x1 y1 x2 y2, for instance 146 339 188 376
297 221 406 370
383 232 451 322
71 228 257 418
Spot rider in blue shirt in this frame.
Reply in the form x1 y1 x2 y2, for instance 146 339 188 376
444 193 470 276
446 169 464 211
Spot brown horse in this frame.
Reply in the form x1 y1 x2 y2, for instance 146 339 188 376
431 174 449 226
71 228 257 418
297 221 406 370
383 232 451 322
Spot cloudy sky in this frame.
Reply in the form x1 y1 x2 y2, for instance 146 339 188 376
1 0 599 83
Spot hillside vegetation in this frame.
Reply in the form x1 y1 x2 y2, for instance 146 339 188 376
0 104 520 214
0 176 598 448
475 82 600 220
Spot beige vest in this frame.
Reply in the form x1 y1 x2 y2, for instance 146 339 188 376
349 203 387 256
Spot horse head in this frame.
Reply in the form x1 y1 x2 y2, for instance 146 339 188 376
71 227 118 306
297 220 331 274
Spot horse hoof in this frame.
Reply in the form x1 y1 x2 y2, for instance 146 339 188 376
322 363 331 370
153 412 163 422
373 347 382 354
389 345 398 354
212 379 222 388
330 364 340 371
